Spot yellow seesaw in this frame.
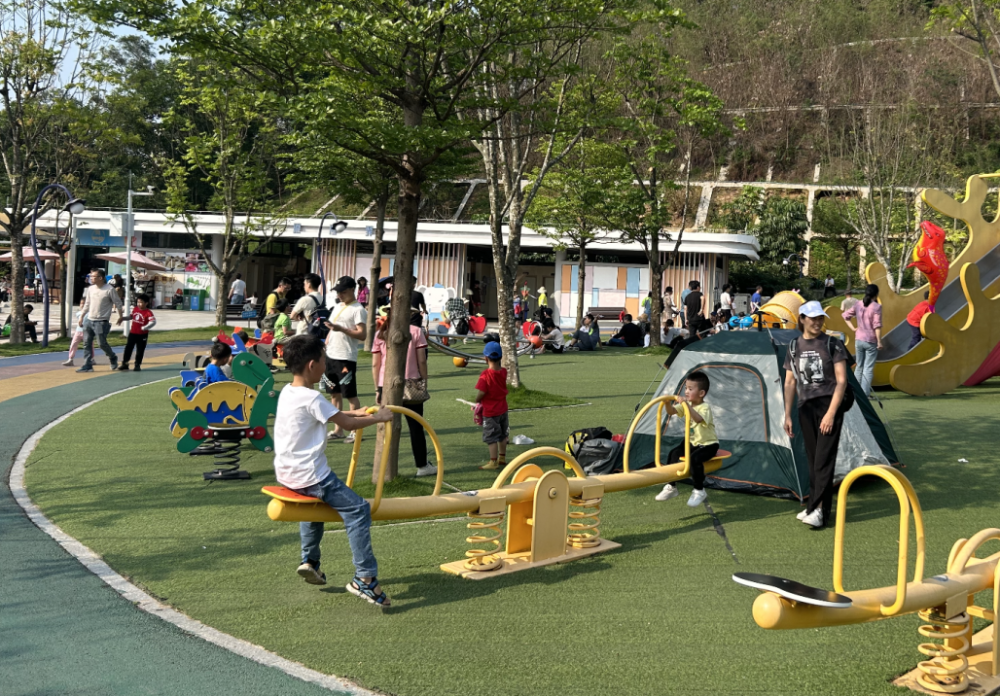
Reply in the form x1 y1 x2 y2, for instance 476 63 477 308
263 396 731 579
734 465 1000 694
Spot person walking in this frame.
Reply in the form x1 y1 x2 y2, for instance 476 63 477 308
841 284 882 396
684 280 705 328
228 273 247 306
823 274 836 298
118 293 156 371
62 298 87 366
371 308 436 477
290 273 324 336
783 301 850 528
356 277 370 306
77 269 125 372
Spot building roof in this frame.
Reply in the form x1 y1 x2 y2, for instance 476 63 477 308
69 210 761 261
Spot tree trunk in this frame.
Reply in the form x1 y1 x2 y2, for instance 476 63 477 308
575 246 587 329
491 215 522 388
648 231 662 347
372 172 420 484
9 228 26 344
215 267 232 328
364 198 387 353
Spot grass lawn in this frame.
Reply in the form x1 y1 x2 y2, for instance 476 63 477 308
23 347 1000 696
0 325 240 357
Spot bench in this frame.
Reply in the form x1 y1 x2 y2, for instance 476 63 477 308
588 306 625 321
226 302 259 320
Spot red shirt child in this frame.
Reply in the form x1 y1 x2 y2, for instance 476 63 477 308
130 307 155 334
907 299 931 327
475 341 509 471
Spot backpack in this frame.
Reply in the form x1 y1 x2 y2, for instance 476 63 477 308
574 438 624 475
306 293 332 341
788 335 856 414
256 292 278 328
564 427 614 456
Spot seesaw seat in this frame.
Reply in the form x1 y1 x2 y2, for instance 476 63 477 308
732 571 852 608
262 486 323 504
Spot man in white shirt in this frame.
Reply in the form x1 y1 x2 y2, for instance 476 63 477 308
322 276 368 441
824 274 836 298
77 269 125 372
290 273 324 336
228 273 247 306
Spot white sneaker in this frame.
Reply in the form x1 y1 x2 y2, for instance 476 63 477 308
802 509 824 528
655 484 679 501
796 509 808 521
62 359 74 367
344 433 356 444
415 463 437 477
687 489 708 507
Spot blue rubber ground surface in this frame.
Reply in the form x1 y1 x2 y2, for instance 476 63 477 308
0 361 348 696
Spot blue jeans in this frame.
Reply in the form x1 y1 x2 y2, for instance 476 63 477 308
82 318 116 368
607 338 628 347
296 471 377 578
231 294 245 306
854 340 878 396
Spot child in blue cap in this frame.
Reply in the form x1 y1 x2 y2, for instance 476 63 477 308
475 341 509 470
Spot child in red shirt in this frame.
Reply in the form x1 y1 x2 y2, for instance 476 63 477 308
906 291 930 350
475 341 509 470
119 293 156 371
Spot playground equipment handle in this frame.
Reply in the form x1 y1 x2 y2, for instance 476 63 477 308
345 405 446 515
833 465 926 616
622 395 691 474
491 447 587 489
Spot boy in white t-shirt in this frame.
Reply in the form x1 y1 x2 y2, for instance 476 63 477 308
322 275 369 442
274 334 392 607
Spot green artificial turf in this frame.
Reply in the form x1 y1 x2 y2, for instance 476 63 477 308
507 384 583 409
0 325 242 356
24 349 1000 696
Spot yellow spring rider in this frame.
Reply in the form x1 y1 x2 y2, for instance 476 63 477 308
263 396 731 580
734 466 1000 694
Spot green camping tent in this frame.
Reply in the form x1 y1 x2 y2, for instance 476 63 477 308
629 330 899 501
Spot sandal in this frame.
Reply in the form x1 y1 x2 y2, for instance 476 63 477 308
347 576 391 607
327 431 346 441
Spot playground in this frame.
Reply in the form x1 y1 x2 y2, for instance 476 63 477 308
9 341 1000 696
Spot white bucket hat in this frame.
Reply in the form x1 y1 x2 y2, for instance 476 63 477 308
537 286 547 294
799 300 829 318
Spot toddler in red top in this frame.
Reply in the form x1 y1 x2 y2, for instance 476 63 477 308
906 291 931 350
475 341 509 471
118 293 156 372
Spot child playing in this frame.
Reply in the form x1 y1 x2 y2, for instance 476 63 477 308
273 334 392 606
118 293 156 372
196 342 232 388
261 299 291 341
63 298 86 366
476 341 509 470
653 371 719 507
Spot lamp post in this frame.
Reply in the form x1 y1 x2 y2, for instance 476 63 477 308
316 212 348 295
124 185 155 334
29 184 85 347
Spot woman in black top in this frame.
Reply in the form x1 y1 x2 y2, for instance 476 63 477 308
782 300 849 529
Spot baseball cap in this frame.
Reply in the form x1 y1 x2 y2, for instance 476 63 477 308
799 300 829 318
332 276 356 292
483 341 502 359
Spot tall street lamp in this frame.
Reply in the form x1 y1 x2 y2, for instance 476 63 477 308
316 212 348 294
124 185 155 334
29 184 85 347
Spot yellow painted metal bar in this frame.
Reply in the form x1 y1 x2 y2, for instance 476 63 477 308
491 447 586 489
346 404 445 506
833 465 925 616
265 455 725 524
622 395 690 473
949 528 1000 574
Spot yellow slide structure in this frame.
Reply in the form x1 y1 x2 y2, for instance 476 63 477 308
824 174 1000 396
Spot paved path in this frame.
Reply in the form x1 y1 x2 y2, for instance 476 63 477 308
0 349 347 696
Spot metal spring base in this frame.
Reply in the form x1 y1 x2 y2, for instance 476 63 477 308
189 433 250 480
464 511 505 572
568 495 602 549
916 609 970 694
